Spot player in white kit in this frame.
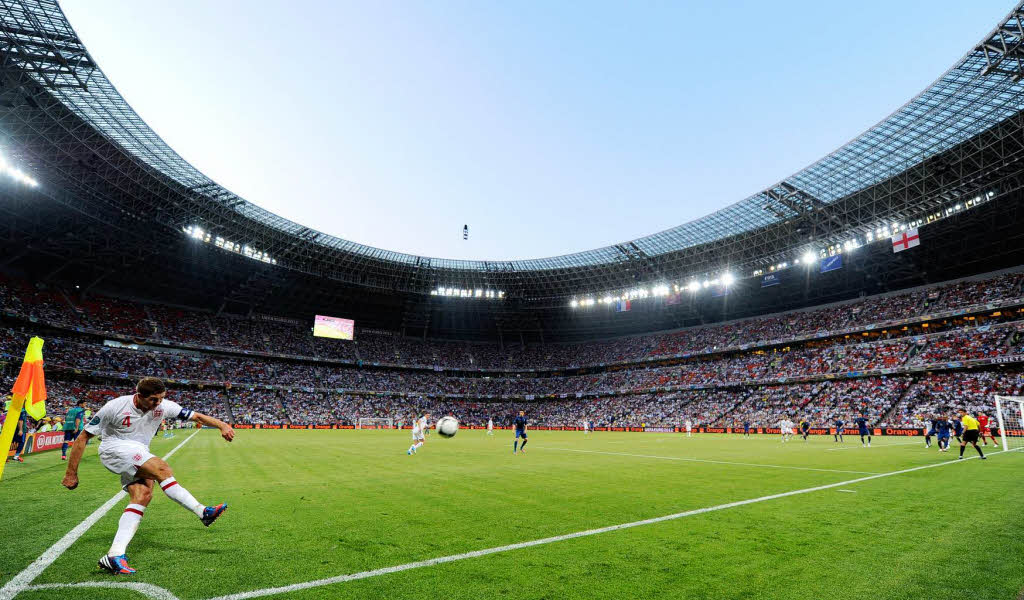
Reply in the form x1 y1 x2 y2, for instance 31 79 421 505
778 418 793 442
61 378 234 575
407 413 430 454
487 417 494 436
582 419 590 435
685 419 692 437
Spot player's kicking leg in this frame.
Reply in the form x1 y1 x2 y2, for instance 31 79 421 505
140 457 227 527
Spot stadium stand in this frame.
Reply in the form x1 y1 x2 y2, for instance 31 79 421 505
3 270 1024 431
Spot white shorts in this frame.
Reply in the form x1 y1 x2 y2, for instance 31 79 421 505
782 428 793 434
412 431 424 441
98 440 155 489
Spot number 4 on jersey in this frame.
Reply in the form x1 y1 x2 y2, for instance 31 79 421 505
122 416 131 428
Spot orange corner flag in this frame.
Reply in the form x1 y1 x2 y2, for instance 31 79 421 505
1 337 45 480
12 337 47 420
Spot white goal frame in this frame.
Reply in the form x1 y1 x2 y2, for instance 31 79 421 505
356 417 394 430
993 395 1024 452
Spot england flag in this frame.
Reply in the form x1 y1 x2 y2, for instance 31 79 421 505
891 228 920 253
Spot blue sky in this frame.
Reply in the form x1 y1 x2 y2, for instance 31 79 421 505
61 0 1013 261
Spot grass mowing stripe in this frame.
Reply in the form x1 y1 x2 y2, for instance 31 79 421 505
537 446 881 474
201 448 1015 600
825 441 927 451
0 430 201 600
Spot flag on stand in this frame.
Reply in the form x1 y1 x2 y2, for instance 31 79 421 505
761 273 781 287
0 336 46 481
891 228 920 253
615 299 631 312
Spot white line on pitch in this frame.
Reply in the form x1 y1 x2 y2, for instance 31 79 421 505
199 449 1016 600
536 447 880 475
825 440 928 451
23 582 179 600
0 430 202 600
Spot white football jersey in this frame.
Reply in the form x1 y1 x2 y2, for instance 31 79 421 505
85 395 193 449
487 419 493 429
417 416 428 431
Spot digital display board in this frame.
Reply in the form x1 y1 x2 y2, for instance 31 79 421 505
313 315 354 340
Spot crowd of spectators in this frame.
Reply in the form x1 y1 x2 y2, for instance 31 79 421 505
1 322 1021 401
5 368 1023 432
887 371 1024 429
2 272 1022 370
909 328 1011 364
3 270 1024 433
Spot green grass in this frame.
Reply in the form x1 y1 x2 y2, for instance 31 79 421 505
2 430 1023 599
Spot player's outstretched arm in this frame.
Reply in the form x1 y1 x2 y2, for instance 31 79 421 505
191 412 235 442
61 431 94 490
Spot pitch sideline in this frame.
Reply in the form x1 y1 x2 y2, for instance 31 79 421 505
0 429 202 600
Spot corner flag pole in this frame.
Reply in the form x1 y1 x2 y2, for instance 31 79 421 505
0 337 46 482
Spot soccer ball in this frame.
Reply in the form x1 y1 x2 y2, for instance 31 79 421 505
436 416 459 438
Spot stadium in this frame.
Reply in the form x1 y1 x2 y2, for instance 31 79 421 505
2 0 1024 598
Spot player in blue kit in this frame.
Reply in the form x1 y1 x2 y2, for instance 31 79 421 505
855 414 871 447
743 421 751 437
935 416 952 452
951 417 964 444
834 418 845 443
10 407 28 462
513 410 528 454
799 418 811 442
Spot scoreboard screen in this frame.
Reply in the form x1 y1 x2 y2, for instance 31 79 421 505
312 315 355 340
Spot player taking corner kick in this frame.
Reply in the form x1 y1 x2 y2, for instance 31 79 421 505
61 377 235 575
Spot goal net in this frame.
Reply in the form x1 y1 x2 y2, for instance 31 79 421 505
993 396 1024 451
356 417 394 430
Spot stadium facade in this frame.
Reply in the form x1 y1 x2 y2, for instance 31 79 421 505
0 1 1023 342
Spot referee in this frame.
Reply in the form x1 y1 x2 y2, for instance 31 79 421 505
957 409 987 460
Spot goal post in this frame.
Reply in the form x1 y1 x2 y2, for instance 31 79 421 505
993 396 1024 452
356 417 394 430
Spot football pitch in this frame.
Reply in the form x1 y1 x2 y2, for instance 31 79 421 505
2 429 1023 600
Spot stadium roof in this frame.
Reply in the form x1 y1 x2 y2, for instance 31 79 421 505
1 0 1024 300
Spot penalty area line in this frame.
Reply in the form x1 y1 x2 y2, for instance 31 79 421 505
203 449 1016 600
0 429 202 600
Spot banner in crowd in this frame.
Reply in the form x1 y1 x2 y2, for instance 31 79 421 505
212 425 1006 437
761 273 781 287
820 254 842 273
31 431 64 453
